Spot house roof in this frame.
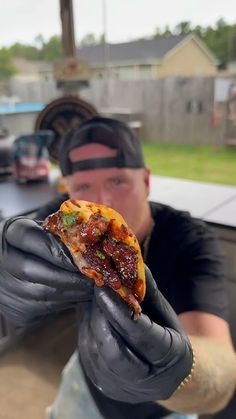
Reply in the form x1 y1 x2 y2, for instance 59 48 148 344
78 34 189 66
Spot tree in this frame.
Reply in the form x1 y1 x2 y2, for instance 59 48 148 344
153 27 161 38
9 42 39 60
34 34 45 50
198 20 236 67
193 25 204 38
163 25 172 37
7 36 62 62
0 48 17 80
99 33 106 44
40 35 62 61
175 21 192 35
228 25 236 63
151 20 236 67
80 33 97 46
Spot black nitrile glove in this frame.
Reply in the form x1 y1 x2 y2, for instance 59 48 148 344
0 217 94 327
79 266 193 403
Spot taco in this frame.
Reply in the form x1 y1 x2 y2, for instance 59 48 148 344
43 199 146 318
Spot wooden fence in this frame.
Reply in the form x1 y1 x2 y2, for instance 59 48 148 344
6 76 235 145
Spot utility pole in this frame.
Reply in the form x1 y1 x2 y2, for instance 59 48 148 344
102 0 110 77
35 0 98 148
60 0 76 57
55 0 90 91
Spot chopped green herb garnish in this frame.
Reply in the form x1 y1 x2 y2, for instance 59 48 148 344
62 211 79 229
96 250 106 259
95 227 101 236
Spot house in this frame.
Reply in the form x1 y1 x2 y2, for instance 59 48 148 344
12 58 53 82
78 34 218 80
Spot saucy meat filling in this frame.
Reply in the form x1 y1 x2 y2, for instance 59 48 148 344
44 210 139 296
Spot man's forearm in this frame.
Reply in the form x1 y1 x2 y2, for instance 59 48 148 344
158 336 236 414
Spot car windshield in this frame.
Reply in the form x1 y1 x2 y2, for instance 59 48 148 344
14 135 49 160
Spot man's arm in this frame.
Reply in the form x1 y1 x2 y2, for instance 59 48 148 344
159 312 236 413
78 269 236 414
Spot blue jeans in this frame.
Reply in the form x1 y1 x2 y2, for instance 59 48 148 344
47 351 198 419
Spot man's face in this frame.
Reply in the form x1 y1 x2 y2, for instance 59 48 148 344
65 145 150 238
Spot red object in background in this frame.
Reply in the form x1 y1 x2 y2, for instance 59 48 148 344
211 107 220 129
13 131 54 183
14 156 50 182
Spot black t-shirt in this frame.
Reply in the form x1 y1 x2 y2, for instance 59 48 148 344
147 202 228 320
36 196 229 419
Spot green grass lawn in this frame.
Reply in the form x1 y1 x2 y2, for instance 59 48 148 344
142 144 236 186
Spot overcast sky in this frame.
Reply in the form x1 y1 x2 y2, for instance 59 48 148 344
0 0 235 47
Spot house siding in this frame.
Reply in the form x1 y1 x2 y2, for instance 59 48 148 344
159 38 217 77
88 38 217 80
91 64 159 80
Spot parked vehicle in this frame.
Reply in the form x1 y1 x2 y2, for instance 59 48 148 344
13 130 55 183
0 126 15 180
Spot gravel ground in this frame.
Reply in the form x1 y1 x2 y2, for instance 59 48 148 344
0 311 77 419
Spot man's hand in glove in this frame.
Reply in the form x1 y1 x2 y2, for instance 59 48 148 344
79 266 193 403
0 217 94 327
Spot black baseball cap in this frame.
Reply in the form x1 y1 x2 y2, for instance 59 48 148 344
59 116 145 176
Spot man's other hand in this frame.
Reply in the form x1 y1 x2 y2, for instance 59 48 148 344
79 266 193 403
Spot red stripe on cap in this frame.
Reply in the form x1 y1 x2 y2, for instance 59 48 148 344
69 144 118 162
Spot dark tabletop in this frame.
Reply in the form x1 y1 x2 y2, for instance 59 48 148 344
0 179 57 220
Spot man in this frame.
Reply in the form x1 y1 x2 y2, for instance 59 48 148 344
0 116 235 419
